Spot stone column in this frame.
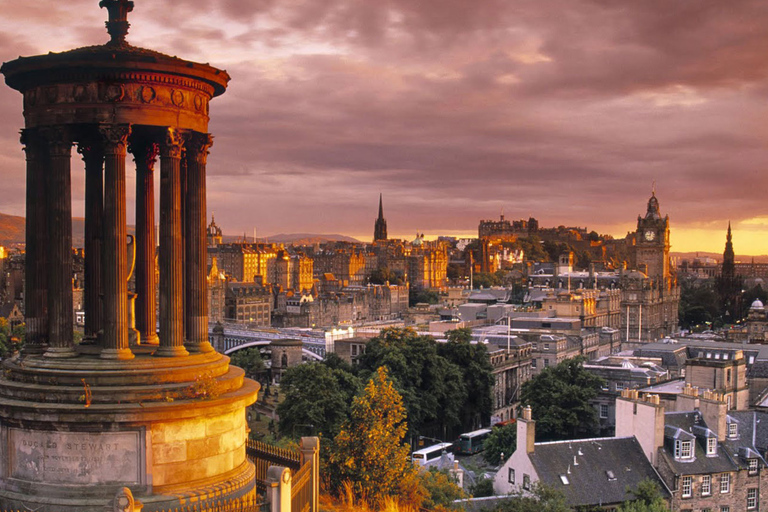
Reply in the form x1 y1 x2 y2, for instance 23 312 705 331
130 136 159 345
184 132 214 353
157 128 188 357
42 126 75 358
20 129 47 354
100 124 134 360
78 136 104 343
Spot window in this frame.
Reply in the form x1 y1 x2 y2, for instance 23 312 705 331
728 423 737 438
508 468 515 484
675 440 693 459
701 475 711 496
531 359 537 369
600 404 609 419
721 507 729 512
681 476 692 498
749 458 759 475
543 343 550 351
720 473 730 494
707 437 717 455
544 359 550 368
747 488 758 509
559 474 569 485
523 474 531 490
616 382 625 391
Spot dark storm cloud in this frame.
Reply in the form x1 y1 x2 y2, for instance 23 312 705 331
1 0 768 244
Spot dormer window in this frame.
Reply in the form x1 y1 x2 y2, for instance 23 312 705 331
707 437 717 456
728 423 738 439
675 440 694 459
749 458 759 475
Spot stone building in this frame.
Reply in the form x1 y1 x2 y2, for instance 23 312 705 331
373 194 387 242
226 282 273 326
488 342 533 423
269 338 303 383
617 390 768 512
206 214 223 247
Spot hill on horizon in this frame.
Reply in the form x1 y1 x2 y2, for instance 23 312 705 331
0 212 360 248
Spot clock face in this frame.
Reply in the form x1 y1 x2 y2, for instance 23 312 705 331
644 230 656 241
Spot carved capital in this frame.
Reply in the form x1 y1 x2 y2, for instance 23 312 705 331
77 134 105 165
20 129 43 159
129 137 159 172
39 126 73 157
185 132 214 165
98 124 131 156
160 127 183 160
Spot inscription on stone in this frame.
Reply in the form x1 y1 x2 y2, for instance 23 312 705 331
10 428 141 485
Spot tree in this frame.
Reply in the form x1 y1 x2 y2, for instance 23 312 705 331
357 328 468 438
520 357 605 441
328 367 421 506
0 318 23 359
492 485 570 512
229 347 265 379
277 362 361 442
483 422 517 466
439 328 494 430
618 479 668 512
418 468 467 510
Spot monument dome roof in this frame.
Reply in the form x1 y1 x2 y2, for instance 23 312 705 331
751 299 764 310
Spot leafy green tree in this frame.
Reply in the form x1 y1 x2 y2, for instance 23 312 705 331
277 362 361 442
678 278 720 329
409 288 440 306
516 236 547 262
492 485 570 512
358 328 467 437
439 328 494 430
471 477 494 498
369 267 404 285
328 367 420 506
618 479 668 512
483 422 517 465
520 357 605 441
229 347 265 379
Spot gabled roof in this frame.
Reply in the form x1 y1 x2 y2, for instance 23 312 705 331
529 437 670 507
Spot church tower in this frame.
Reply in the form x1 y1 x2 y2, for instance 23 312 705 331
374 194 388 242
633 191 671 285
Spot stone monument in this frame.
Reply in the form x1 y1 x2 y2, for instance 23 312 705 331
0 1 259 510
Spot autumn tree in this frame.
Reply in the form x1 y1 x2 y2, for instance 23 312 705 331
520 357 605 441
328 367 421 506
0 318 24 359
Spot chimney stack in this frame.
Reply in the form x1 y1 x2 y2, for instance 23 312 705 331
518 406 536 454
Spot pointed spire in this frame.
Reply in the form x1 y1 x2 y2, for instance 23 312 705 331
378 193 384 220
374 194 388 242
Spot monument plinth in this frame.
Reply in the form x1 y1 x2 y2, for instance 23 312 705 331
0 2 259 510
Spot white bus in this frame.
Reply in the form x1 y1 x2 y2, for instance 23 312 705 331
411 442 454 466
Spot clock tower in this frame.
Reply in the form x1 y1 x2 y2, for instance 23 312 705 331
633 191 671 283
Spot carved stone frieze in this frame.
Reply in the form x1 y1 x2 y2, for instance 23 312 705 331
21 77 212 131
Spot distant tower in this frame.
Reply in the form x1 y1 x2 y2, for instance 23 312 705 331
722 222 735 280
207 213 223 247
633 190 671 283
374 194 388 242
718 222 742 321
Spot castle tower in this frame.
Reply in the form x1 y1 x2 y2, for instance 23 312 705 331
0 3 258 509
374 193 388 242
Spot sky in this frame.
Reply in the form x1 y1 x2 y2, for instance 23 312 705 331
1 1 768 254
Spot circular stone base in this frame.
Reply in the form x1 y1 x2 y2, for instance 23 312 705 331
0 351 260 512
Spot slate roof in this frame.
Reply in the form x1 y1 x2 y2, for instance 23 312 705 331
528 436 670 507
660 412 738 475
721 411 768 471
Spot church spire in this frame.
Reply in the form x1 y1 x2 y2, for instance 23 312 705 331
722 221 735 279
374 194 388 242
